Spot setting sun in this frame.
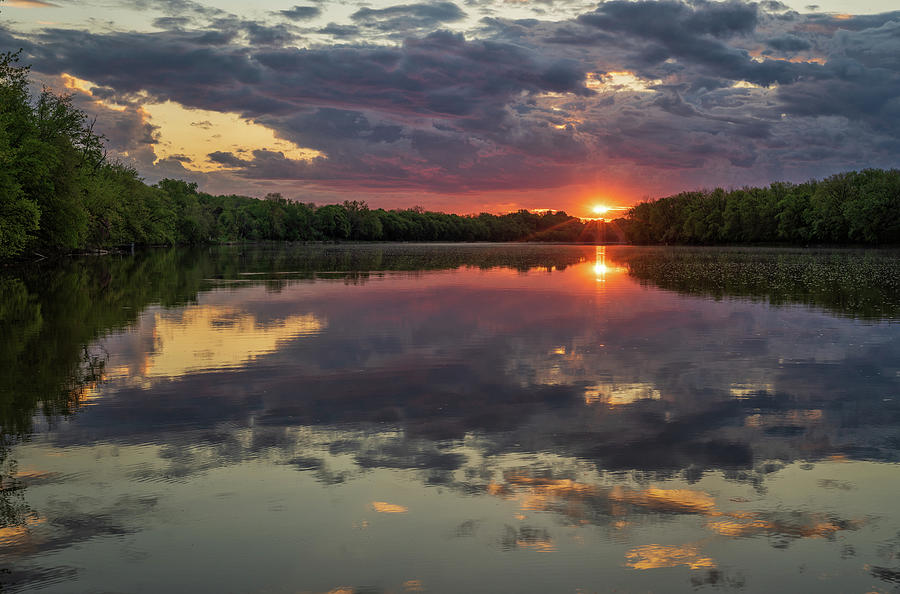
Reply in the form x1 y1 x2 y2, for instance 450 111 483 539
592 205 610 215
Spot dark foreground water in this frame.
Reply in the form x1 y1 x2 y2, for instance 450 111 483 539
2 244 900 593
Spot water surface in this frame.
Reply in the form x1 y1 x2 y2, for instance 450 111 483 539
2 244 900 593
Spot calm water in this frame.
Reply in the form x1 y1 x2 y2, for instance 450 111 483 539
2 244 900 593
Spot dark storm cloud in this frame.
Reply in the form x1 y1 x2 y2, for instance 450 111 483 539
25 27 257 97
576 0 821 87
773 21 900 133
261 108 403 152
131 0 220 15
10 18 600 190
819 11 900 32
236 20 298 46
577 0 758 40
152 16 192 29
351 2 467 33
317 23 360 38
24 27 590 115
7 0 900 196
278 5 321 21
765 34 812 52
128 0 226 20
208 150 249 167
759 0 789 10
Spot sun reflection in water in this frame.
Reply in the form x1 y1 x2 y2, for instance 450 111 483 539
591 246 625 283
594 246 608 281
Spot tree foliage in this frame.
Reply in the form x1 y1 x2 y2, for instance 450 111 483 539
623 170 900 245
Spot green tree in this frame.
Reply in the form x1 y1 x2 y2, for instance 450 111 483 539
315 204 351 239
0 52 41 258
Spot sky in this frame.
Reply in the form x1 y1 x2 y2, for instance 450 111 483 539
3 0 900 214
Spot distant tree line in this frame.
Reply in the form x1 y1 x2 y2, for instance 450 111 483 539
622 169 900 245
135 183 618 245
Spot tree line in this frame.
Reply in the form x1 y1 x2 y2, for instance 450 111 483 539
622 169 900 245
140 182 618 245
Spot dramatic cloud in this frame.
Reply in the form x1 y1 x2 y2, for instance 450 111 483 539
5 0 900 208
351 2 467 34
278 5 321 21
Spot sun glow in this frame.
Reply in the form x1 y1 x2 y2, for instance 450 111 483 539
587 204 628 220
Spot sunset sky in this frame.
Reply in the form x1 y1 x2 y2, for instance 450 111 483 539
3 0 899 214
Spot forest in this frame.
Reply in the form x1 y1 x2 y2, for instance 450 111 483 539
3 49 900 261
622 169 900 245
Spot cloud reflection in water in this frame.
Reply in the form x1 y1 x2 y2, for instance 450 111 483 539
3 245 900 593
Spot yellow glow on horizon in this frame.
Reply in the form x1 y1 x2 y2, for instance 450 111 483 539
143 101 324 171
592 204 609 215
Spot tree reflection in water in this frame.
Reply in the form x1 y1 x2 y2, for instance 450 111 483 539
1 244 900 592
